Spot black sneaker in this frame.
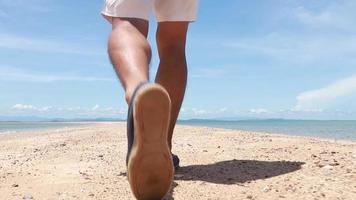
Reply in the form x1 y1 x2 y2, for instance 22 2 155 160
126 82 174 200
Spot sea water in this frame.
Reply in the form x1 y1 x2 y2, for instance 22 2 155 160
1 120 355 141
179 120 356 141
0 122 86 134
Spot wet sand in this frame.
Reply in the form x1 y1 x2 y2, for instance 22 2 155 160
0 122 355 199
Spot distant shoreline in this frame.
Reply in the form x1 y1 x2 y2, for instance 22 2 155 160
1 118 356 122
1 120 355 141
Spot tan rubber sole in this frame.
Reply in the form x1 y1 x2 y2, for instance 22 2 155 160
128 84 173 200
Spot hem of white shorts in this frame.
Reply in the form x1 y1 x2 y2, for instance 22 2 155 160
101 11 150 21
156 16 197 23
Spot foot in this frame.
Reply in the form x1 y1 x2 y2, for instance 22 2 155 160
126 82 174 200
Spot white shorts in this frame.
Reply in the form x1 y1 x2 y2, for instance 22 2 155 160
101 0 198 22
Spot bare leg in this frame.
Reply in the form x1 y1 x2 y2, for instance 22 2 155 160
155 22 189 150
108 17 151 104
108 18 175 199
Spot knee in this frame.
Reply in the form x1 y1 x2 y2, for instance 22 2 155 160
156 24 188 60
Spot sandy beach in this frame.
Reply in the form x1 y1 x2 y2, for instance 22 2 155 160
0 122 355 200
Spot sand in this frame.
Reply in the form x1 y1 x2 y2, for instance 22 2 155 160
0 122 355 200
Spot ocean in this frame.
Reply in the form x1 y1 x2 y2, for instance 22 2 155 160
1 120 355 141
0 122 87 134
178 119 356 141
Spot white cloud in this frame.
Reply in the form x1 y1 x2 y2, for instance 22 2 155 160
213 2 356 66
179 106 355 120
0 67 114 82
0 34 104 56
218 107 227 113
12 104 53 112
180 107 222 117
191 108 209 115
295 74 356 111
92 104 99 111
8 104 127 118
38 106 52 112
248 108 269 114
6 104 356 120
12 104 37 110
222 33 356 64
296 7 338 28
294 2 356 31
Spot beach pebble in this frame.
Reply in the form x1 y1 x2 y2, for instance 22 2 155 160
329 162 339 166
262 186 271 192
23 194 33 199
322 165 334 170
12 160 19 165
12 184 19 187
317 163 325 168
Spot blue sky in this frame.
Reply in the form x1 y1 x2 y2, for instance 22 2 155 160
0 0 356 120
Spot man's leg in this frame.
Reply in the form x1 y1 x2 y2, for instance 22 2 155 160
108 17 174 199
108 17 151 104
155 22 189 150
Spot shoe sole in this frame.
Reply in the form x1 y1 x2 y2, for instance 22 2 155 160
128 84 173 200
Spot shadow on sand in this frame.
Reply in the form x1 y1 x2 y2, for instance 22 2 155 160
175 159 305 184
163 159 304 199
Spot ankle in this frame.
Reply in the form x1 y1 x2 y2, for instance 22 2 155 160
125 88 135 104
125 80 149 104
